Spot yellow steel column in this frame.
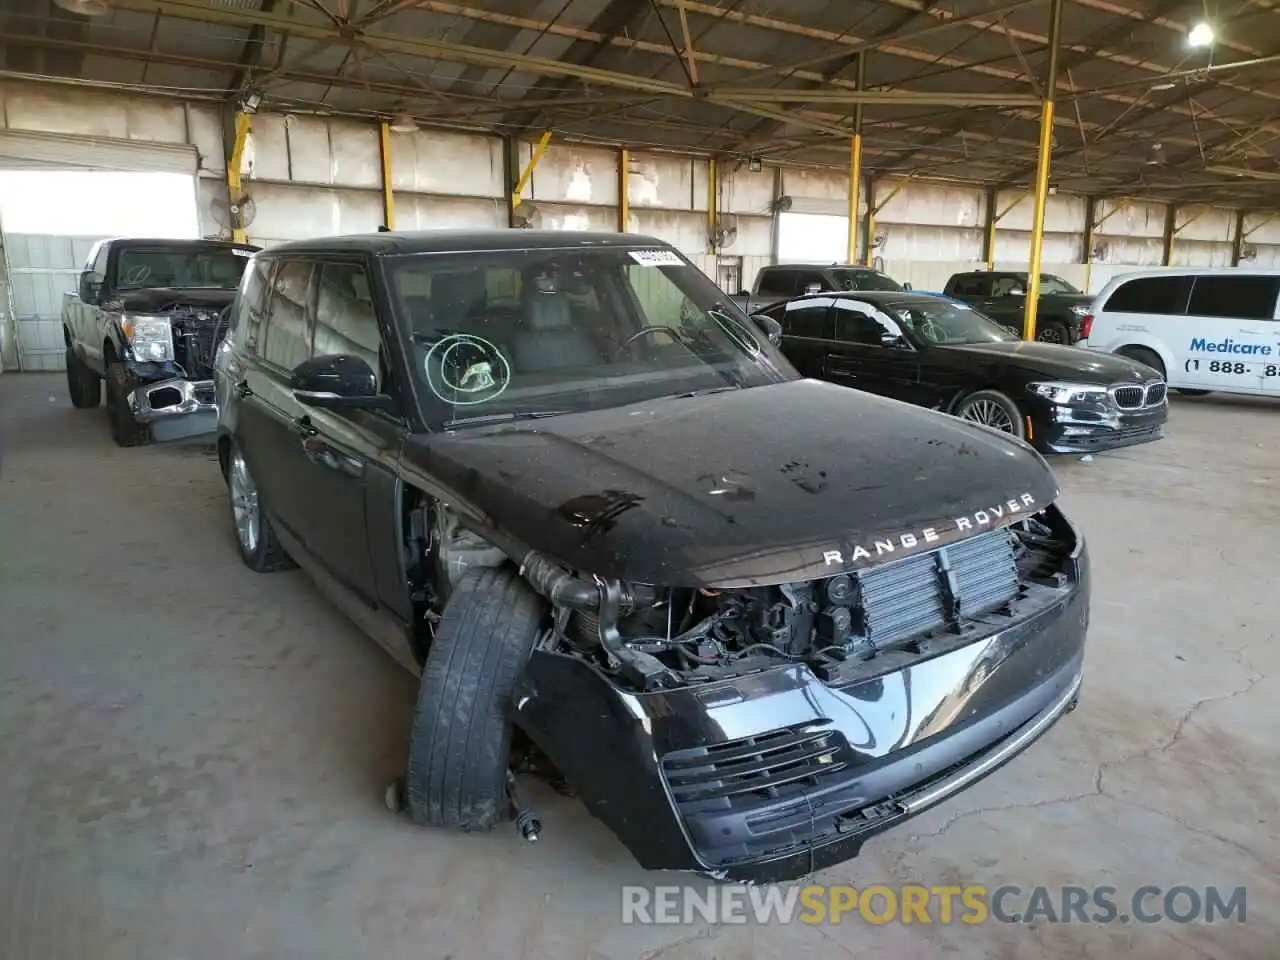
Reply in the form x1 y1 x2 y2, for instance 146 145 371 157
707 156 718 254
379 121 395 230
226 111 252 244
511 130 553 210
1022 0 1064 341
847 136 863 263
618 148 630 232
863 177 876 267
847 54 865 263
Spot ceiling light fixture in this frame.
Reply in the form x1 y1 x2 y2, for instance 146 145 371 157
388 112 418 134
1187 21 1215 48
52 0 109 15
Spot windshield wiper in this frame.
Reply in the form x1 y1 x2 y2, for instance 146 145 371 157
659 384 742 401
442 410 568 429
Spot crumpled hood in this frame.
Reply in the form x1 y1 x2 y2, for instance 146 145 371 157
402 379 1060 587
940 340 1164 383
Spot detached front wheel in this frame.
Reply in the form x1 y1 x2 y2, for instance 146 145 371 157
956 389 1026 440
405 567 545 831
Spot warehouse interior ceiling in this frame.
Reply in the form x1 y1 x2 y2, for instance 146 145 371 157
3 0 1280 206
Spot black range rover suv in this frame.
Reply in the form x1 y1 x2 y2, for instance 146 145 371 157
213 231 1089 882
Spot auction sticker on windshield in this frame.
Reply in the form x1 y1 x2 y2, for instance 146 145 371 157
629 249 685 267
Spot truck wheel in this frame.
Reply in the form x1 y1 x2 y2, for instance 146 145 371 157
65 348 100 409
955 389 1026 440
104 362 151 447
1036 320 1069 344
227 442 296 572
405 567 544 831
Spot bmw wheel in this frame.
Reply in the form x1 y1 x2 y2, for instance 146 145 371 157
955 389 1026 440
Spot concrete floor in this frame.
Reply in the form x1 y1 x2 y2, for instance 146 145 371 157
0 371 1276 960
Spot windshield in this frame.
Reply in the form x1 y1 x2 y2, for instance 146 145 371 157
880 298 1019 346
383 246 795 429
830 268 903 292
1038 274 1080 295
115 245 254 290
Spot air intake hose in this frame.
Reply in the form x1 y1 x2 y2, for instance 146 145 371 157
519 552 601 610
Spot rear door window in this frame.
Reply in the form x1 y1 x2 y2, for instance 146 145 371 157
261 259 316 372
1103 275 1193 315
756 269 796 297
1186 275 1280 321
779 298 834 339
950 275 989 297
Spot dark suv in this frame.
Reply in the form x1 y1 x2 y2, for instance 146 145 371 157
213 230 1088 882
943 271 1094 344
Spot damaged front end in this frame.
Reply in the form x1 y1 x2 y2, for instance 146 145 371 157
509 506 1088 882
122 302 228 440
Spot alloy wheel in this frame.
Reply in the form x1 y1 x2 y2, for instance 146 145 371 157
960 399 1015 434
229 449 261 554
1037 327 1064 344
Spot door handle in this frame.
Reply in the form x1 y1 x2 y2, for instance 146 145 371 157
235 379 252 399
294 414 317 437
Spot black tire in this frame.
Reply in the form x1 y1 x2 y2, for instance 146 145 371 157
1173 388 1212 397
104 361 151 447
1036 320 1070 345
227 441 296 573
955 389 1026 441
65 348 101 409
1116 346 1166 379
405 567 544 831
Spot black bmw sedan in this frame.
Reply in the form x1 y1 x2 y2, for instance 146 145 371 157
760 290 1168 454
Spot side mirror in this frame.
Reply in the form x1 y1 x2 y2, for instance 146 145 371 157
290 354 394 411
751 313 783 347
79 273 101 303
902 282 913 291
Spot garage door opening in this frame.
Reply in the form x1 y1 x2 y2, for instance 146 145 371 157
0 169 200 370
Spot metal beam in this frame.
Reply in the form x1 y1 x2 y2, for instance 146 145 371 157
227 111 253 244
709 90 1041 107
1231 209 1246 266
1022 0 1063 342
1160 203 1176 266
378 121 395 230
863 176 877 268
707 157 718 255
618 148 630 232
847 54 866 264
512 131 553 210
983 187 998 269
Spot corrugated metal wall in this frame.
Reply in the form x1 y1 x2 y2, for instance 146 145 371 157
1 77 1277 371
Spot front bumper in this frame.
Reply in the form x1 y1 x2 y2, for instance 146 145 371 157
1031 397 1168 455
513 557 1089 882
126 377 218 440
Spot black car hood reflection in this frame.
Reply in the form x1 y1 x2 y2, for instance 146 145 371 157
403 379 1059 587
937 340 1161 382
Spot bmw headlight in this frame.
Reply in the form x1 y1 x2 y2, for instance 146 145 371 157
1028 381 1108 405
122 314 174 363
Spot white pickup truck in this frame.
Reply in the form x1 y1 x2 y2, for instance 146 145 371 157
62 237 259 446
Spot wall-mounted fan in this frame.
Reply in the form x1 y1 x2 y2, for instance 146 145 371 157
710 215 738 250
513 200 540 229
208 190 258 237
1240 243 1258 262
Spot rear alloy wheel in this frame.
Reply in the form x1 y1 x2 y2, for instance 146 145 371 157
1036 321 1069 345
65 348 101 409
956 389 1026 440
228 443 296 572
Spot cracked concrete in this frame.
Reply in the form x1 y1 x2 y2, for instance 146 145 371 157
1 374 1277 959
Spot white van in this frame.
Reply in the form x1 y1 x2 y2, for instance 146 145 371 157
1081 268 1280 397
